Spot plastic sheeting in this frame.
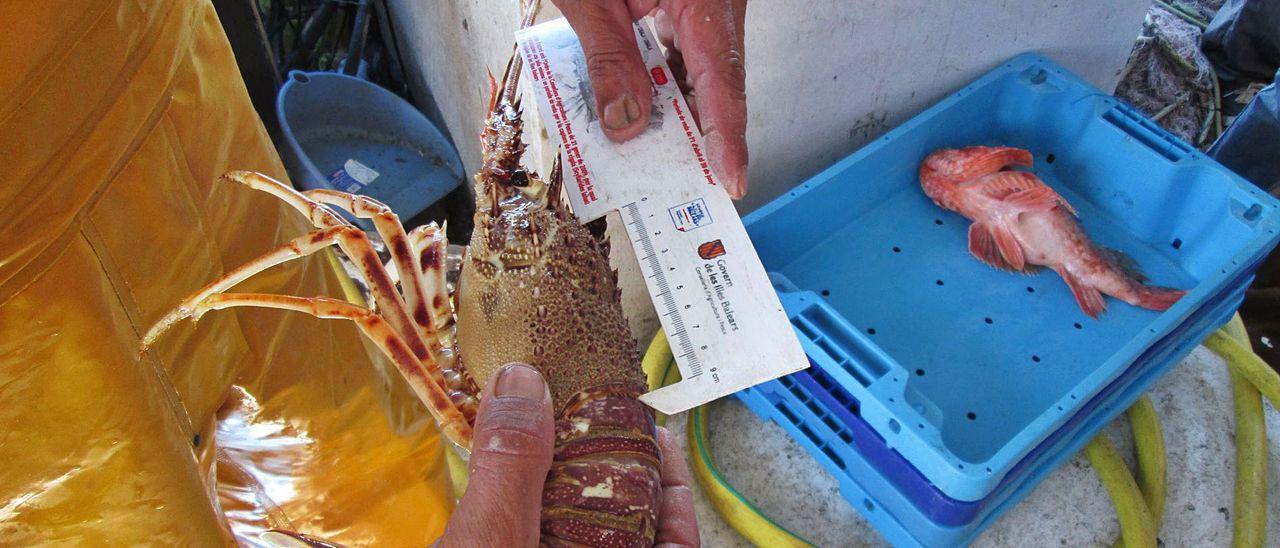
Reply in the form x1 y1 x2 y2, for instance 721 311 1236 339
1202 0 1280 82
0 1 453 544
1209 71 1280 192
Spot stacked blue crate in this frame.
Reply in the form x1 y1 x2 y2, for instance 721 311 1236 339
735 53 1280 547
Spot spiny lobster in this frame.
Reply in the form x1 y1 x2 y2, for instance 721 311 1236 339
140 3 662 545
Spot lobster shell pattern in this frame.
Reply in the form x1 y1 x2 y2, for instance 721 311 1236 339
458 23 661 543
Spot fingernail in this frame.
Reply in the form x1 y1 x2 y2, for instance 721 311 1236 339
729 164 748 199
603 92 641 130
494 363 547 400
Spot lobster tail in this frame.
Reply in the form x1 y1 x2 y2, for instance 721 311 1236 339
543 384 661 547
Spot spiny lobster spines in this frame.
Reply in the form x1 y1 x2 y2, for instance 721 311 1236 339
455 3 662 544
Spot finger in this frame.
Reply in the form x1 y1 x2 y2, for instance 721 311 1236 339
436 364 554 548
662 0 749 199
653 7 678 50
653 10 694 99
655 427 700 547
553 0 654 142
657 427 693 488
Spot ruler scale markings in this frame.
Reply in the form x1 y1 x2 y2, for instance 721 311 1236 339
625 198 702 379
517 20 805 413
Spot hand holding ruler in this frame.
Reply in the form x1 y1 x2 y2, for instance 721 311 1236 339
516 18 807 415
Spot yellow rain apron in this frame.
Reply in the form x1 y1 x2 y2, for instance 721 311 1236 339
0 1 453 544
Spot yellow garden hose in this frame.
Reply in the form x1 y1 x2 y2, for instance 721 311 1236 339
1207 315 1270 547
1093 313 1277 547
1205 326 1280 413
689 405 815 547
1125 397 1167 532
1086 434 1158 548
1099 393 1168 548
645 330 813 547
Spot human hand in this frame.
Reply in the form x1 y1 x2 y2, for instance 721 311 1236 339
550 0 750 199
433 363 700 547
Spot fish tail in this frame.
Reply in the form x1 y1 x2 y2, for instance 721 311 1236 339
1133 285 1186 312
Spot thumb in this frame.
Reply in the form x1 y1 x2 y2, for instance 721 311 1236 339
436 364 555 547
554 0 654 141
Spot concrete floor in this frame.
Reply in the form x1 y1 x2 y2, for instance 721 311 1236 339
664 346 1280 546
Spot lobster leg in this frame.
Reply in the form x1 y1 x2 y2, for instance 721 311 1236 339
186 293 473 448
220 172 431 361
304 190 441 337
406 224 454 333
305 191 478 400
141 225 353 348
137 222 479 423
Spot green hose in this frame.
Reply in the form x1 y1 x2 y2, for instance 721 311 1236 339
1087 435 1158 548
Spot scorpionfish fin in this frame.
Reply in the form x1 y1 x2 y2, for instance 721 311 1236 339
1055 266 1108 318
968 220 1028 272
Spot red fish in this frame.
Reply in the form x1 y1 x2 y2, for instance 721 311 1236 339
919 146 1186 318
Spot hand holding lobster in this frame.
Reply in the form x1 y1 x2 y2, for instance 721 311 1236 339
434 366 699 547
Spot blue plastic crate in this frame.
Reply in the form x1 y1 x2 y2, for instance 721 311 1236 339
740 276 1246 546
736 52 1280 545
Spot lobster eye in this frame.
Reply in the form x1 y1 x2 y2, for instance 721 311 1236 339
510 169 530 187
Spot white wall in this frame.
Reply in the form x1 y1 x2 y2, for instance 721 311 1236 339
388 0 1149 213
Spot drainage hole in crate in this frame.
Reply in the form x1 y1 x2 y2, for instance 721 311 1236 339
934 219 944 226
798 424 818 443
867 327 877 335
1057 405 1064 411
917 423 925 429
1032 355 1041 363
821 446 846 469
892 246 902 253
936 279 945 286
775 403 799 424
863 499 876 512
915 368 925 376
888 419 901 434
1026 286 1036 293
821 415 841 433
1074 322 1083 330
888 397 896 403
984 317 993 324
967 412 977 420
1046 153 1056 164
1070 394 1078 400
985 467 993 473
1171 238 1182 250
815 375 833 390
821 289 830 296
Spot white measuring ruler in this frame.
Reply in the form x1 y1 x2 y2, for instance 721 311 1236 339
516 18 807 414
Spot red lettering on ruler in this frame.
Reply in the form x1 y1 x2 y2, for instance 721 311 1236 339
526 38 596 204
671 97 717 186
